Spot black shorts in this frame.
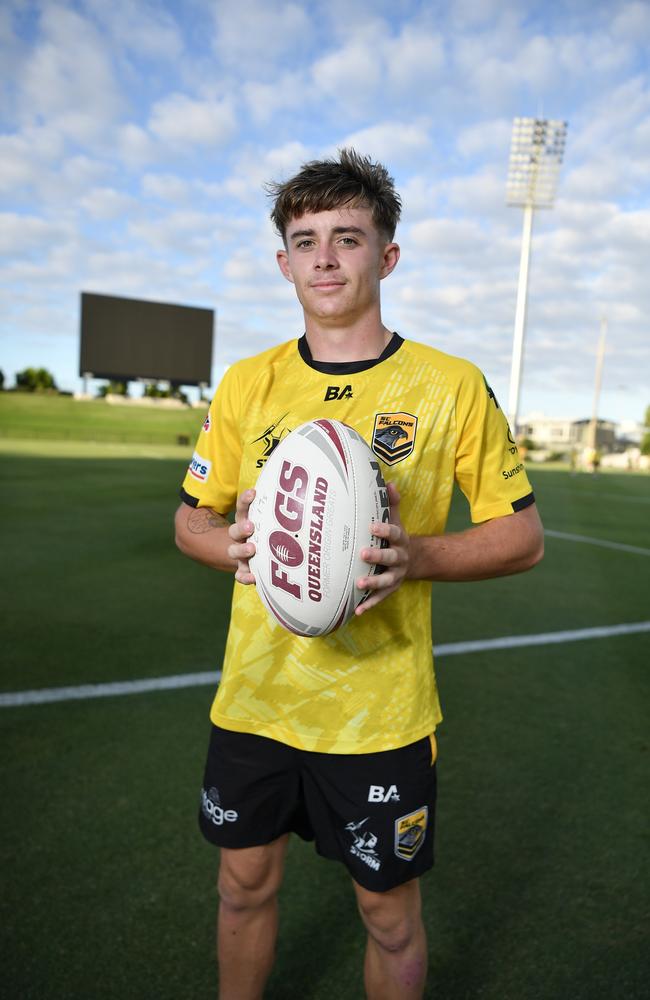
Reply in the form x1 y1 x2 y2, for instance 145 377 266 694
198 725 437 892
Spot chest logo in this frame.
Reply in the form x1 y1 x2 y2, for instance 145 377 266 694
324 384 353 401
371 412 418 465
251 414 291 468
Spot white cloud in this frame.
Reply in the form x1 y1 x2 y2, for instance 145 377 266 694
243 72 306 125
312 41 383 114
212 0 313 74
149 92 237 147
84 0 184 61
0 126 65 192
117 123 158 166
141 173 191 203
78 187 136 221
0 213 72 256
457 118 513 160
341 121 432 166
20 4 122 141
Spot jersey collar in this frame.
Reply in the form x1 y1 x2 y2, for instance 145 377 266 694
297 332 404 374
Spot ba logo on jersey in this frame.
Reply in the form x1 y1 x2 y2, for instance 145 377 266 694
202 412 211 433
372 412 418 465
324 384 353 401
394 806 428 861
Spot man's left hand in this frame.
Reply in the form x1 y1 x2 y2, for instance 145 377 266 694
355 482 410 615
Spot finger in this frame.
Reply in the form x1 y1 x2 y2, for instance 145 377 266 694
354 584 396 614
228 540 256 561
369 521 403 543
356 568 398 592
386 480 401 510
235 568 256 585
359 544 399 566
235 488 256 520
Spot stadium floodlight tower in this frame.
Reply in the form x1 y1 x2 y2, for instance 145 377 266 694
506 117 567 435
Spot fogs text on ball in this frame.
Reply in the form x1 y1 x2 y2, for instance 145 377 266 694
249 419 389 637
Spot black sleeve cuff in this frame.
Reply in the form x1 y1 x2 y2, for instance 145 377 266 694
179 486 200 508
511 492 535 512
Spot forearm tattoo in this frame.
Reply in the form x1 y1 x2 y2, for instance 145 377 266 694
187 507 228 534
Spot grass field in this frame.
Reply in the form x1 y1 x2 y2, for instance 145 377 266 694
0 391 203 445
1 397 648 999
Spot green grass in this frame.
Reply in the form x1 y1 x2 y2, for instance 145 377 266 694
0 391 205 445
1 420 649 999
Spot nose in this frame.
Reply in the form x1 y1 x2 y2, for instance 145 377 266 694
314 243 339 270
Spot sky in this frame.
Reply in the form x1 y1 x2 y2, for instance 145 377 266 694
1 0 649 426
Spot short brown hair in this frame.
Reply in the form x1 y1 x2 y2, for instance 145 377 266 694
268 148 402 243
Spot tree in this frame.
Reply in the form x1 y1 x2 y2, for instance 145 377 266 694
0 369 4 390
15 367 57 392
641 405 650 456
97 380 129 397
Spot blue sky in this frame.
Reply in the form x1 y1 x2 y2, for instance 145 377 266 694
1 0 649 424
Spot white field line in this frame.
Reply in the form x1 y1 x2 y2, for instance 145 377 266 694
2 621 649 709
545 529 650 556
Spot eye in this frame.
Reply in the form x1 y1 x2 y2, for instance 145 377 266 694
296 239 315 249
338 236 358 246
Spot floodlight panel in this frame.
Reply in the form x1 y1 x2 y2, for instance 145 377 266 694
506 117 568 206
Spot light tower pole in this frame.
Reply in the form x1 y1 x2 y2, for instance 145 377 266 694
506 117 567 435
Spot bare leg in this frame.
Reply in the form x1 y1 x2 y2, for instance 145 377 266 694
216 834 289 1000
354 877 427 1000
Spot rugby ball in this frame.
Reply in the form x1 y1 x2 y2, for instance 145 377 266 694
248 419 390 637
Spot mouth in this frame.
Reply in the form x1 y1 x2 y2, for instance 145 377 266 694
310 281 346 289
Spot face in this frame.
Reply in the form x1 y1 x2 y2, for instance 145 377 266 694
276 205 399 326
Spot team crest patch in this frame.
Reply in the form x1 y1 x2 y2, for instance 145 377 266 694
394 806 428 861
202 412 211 433
372 412 417 465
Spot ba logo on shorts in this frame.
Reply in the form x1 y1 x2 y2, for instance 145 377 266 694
372 412 417 466
394 806 428 861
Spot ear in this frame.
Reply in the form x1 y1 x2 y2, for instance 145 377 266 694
379 242 400 280
276 249 295 284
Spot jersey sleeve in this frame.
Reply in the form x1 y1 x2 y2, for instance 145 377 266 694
179 367 242 513
454 365 534 523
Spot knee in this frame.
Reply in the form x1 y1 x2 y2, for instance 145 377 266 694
218 849 283 914
357 894 418 955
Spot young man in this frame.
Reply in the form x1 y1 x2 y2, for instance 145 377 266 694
175 149 544 999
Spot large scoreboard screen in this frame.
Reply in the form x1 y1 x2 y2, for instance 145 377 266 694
79 292 214 385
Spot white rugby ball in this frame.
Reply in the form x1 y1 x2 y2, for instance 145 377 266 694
248 419 390 637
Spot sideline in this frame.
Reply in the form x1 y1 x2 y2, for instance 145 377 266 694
544 529 650 557
2 621 649 708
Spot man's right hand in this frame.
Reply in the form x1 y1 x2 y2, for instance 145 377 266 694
228 488 257 585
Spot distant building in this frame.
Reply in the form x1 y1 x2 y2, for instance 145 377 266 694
519 414 617 453
571 419 617 451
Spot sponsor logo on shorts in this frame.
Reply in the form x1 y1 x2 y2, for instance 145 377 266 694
203 412 211 433
394 806 428 861
200 786 238 827
345 818 381 871
368 784 400 803
189 451 211 482
371 412 418 465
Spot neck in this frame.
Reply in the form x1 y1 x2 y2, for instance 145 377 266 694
305 318 393 363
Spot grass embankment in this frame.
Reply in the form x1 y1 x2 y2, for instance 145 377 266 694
0 391 204 446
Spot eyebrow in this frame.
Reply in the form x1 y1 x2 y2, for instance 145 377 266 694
288 225 367 241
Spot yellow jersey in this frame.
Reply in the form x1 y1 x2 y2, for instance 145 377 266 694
180 335 534 753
